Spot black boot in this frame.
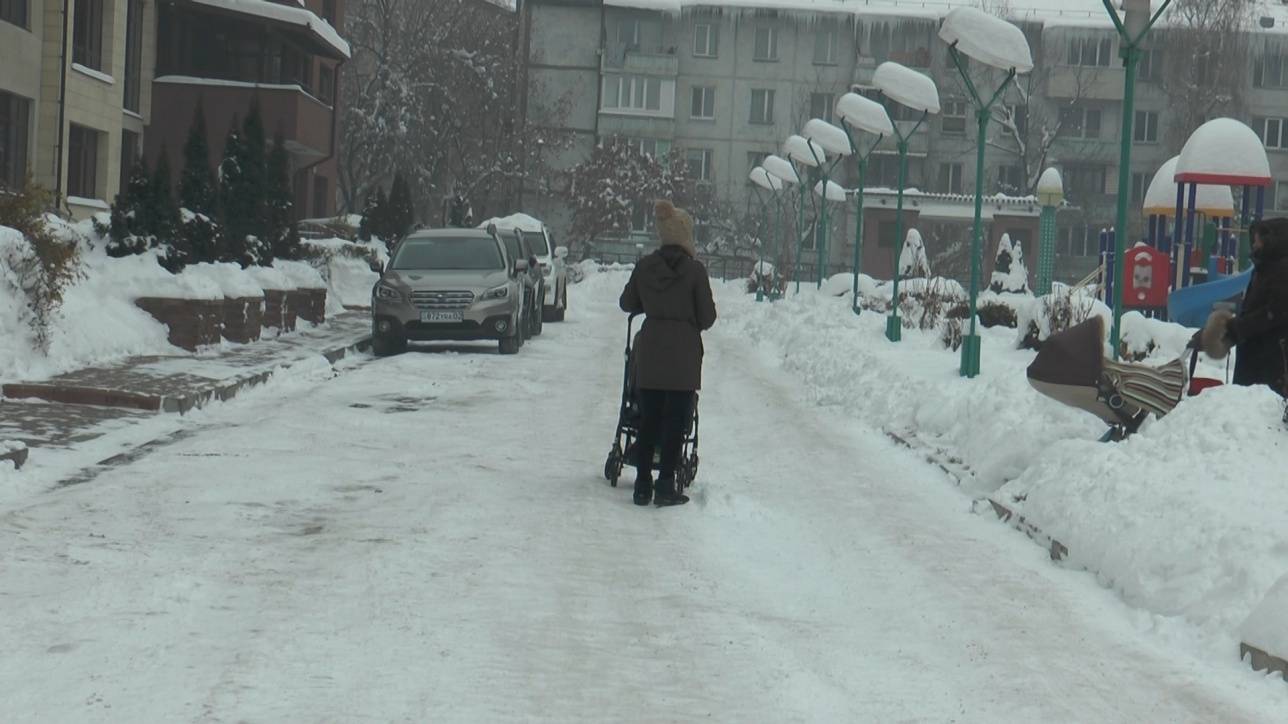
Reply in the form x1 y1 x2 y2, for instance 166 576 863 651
653 478 688 507
633 477 653 506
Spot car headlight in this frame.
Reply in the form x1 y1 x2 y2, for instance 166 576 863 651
480 284 509 301
374 283 401 301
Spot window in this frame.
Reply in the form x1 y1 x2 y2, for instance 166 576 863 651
1059 224 1097 257
1059 107 1102 139
686 148 713 182
809 92 834 121
1254 53 1288 90
1063 165 1107 200
943 100 968 135
1274 181 1288 211
631 202 654 233
693 23 717 57
1131 171 1150 205
0 90 30 189
119 129 139 194
313 176 329 217
318 64 335 105
870 154 921 188
1138 47 1162 82
747 151 769 182
1259 117 1286 150
1133 110 1159 143
67 124 101 199
939 163 964 194
814 27 838 64
1067 36 1113 67
618 18 640 49
622 136 670 160
124 0 143 112
73 0 104 70
750 88 775 125
602 75 664 113
321 0 336 24
754 27 777 61
861 21 933 67
997 165 1023 194
690 86 715 120
1 0 28 28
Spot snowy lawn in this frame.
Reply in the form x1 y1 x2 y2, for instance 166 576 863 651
719 276 1288 676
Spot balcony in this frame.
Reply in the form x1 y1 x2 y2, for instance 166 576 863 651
602 44 679 76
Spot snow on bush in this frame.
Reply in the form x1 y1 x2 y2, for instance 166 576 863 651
182 262 265 299
898 229 930 279
1015 286 1110 350
989 233 1030 294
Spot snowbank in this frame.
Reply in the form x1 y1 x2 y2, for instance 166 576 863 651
1241 574 1288 662
182 263 265 299
245 266 297 292
274 260 327 290
479 213 545 232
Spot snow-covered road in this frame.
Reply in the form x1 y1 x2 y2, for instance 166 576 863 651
1 270 1284 721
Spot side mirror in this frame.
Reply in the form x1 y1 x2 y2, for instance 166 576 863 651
555 246 569 259
514 259 529 275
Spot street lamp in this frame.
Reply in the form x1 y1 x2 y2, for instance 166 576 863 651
873 61 939 342
783 134 827 293
835 92 894 316
802 118 853 287
750 166 786 302
1104 0 1174 357
763 154 803 293
939 7 1033 378
1036 167 1063 295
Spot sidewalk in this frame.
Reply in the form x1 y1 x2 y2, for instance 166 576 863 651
1 313 371 459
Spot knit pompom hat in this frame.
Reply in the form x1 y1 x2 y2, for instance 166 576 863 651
655 200 696 258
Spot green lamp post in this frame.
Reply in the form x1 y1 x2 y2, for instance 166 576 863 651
784 134 829 290
749 165 786 302
939 7 1034 378
873 62 939 343
803 118 856 288
835 92 894 316
1035 167 1063 296
1104 0 1174 358
762 153 804 294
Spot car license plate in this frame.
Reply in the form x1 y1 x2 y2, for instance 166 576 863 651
420 311 463 323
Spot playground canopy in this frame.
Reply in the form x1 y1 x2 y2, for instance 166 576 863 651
1144 156 1235 218
1174 118 1272 187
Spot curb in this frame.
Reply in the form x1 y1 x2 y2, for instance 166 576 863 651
987 498 1069 562
2 445 28 470
1241 643 1288 682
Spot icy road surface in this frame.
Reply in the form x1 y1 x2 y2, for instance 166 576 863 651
1 271 1284 721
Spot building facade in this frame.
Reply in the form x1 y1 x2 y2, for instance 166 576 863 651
520 0 1288 284
0 0 346 221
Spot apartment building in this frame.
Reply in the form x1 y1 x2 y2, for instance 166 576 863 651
0 0 346 221
520 0 1288 284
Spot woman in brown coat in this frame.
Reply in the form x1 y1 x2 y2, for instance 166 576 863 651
619 200 718 506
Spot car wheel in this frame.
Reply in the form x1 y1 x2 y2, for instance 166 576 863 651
499 334 520 355
553 282 567 322
533 299 544 336
515 311 527 347
372 333 406 357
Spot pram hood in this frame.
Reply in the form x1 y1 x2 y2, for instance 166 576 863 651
1026 317 1119 424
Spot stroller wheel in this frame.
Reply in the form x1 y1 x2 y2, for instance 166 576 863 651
604 446 623 486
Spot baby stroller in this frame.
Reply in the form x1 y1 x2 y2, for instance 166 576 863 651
603 314 700 489
1026 316 1223 441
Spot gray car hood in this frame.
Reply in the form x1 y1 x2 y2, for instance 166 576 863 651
390 269 511 291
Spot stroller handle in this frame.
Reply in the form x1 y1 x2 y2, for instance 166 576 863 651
626 313 641 353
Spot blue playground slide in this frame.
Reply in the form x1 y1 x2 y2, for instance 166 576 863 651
1167 269 1252 328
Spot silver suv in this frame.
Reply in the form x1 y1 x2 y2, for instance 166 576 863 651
371 229 529 355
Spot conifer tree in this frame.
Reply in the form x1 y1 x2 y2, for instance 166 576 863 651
265 133 298 261
385 170 414 241
179 101 218 216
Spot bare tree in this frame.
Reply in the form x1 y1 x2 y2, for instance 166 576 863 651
1159 0 1253 152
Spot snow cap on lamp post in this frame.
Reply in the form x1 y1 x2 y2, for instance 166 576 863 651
1037 167 1063 207
938 7 1034 72
873 62 941 114
836 92 894 137
813 179 848 202
802 119 853 157
762 154 800 185
784 134 826 166
750 166 785 192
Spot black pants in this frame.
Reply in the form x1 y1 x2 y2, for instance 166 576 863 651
634 388 695 483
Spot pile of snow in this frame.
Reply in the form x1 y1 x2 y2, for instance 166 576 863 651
274 260 327 290
938 6 1034 73
323 257 380 309
1014 287 1111 347
898 229 931 278
1241 574 1288 662
873 62 940 113
182 263 265 299
245 266 297 292
1176 118 1272 183
989 234 1030 294
478 213 545 232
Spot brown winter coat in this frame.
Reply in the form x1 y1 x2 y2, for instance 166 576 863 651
1229 219 1288 392
619 245 717 391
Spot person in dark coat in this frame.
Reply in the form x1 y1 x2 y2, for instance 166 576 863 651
619 200 718 506
1202 216 1288 395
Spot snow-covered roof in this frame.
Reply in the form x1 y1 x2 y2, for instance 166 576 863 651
784 134 826 165
802 119 853 156
191 0 350 59
479 213 546 232
874 62 940 114
814 179 848 202
939 7 1034 73
835 92 894 138
1175 118 1272 186
750 166 785 191
763 154 800 184
1143 156 1235 217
